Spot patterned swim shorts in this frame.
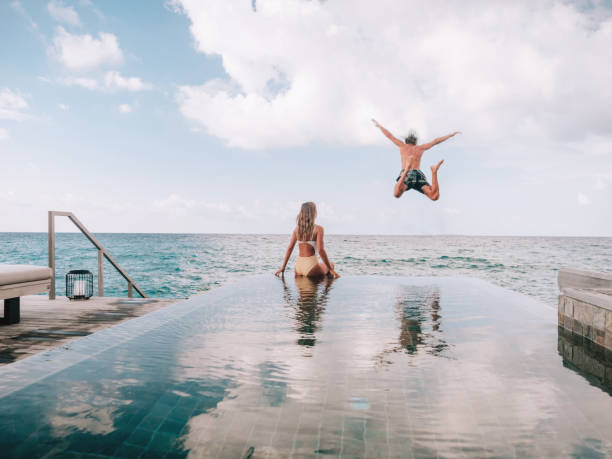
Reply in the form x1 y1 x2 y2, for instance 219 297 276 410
396 169 429 194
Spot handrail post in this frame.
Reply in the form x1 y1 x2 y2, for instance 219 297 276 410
47 210 147 298
98 249 104 297
48 211 56 300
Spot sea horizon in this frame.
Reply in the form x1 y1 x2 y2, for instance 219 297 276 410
2 232 610 306
3 231 611 238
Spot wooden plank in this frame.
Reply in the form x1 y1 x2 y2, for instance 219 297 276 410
0 282 50 299
0 294 181 365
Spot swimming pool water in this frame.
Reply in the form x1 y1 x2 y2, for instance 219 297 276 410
0 275 610 457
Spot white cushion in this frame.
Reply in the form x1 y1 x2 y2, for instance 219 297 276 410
0 264 52 286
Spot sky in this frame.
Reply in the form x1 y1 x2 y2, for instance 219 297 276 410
1 0 611 236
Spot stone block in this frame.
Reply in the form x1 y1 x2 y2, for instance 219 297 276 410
594 329 606 347
560 296 568 315
559 268 612 290
564 315 573 330
572 319 583 336
593 307 606 331
574 301 584 322
585 325 594 342
566 298 574 317
606 332 612 350
583 302 594 326
607 310 612 334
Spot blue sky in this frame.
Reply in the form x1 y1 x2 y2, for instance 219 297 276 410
1 0 611 235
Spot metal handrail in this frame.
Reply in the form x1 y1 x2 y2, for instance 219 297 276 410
48 211 147 299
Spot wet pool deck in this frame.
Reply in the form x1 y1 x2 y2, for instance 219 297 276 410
0 295 180 365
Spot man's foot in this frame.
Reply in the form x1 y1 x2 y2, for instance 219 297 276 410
431 159 444 174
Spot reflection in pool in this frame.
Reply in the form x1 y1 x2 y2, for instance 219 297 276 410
0 275 611 457
281 276 333 351
558 326 612 396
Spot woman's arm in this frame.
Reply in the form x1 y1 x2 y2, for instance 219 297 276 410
275 230 297 277
316 226 340 278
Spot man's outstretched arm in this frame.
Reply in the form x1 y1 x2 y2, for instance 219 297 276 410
420 131 460 150
372 119 405 147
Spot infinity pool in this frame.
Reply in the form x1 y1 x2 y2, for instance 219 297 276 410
0 276 610 457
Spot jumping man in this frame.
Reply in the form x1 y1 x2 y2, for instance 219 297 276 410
372 119 460 200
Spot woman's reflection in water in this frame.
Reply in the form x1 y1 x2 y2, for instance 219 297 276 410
377 288 450 364
281 276 335 352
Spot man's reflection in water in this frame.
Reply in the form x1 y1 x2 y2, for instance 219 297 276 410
281 276 334 350
377 287 450 364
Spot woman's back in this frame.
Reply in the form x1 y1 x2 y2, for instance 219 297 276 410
297 225 320 257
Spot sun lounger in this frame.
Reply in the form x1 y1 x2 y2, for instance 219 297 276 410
0 264 52 324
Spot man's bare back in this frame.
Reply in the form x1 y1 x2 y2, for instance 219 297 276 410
372 119 460 201
399 143 425 171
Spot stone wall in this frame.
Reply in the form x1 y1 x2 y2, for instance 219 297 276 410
558 294 611 348
558 268 612 351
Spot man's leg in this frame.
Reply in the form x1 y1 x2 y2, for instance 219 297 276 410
394 170 409 198
393 181 407 198
422 159 444 201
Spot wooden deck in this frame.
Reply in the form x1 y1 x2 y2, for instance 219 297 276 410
0 295 181 366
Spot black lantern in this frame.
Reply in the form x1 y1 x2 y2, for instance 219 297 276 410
66 270 93 300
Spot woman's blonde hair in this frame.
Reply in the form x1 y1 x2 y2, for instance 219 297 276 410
296 202 317 241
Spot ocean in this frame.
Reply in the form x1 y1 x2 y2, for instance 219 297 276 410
0 233 610 306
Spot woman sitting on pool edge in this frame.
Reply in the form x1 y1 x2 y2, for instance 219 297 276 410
275 202 340 279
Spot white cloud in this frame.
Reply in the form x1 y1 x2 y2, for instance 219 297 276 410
173 0 612 158
11 1 45 42
0 88 29 121
78 0 104 20
62 76 99 90
104 71 153 91
61 72 152 92
0 190 16 201
58 103 69 110
577 192 591 206
153 193 197 217
47 1 81 26
50 26 123 70
118 104 132 114
0 128 9 140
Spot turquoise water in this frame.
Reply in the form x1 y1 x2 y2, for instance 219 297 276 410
0 233 610 304
0 276 610 457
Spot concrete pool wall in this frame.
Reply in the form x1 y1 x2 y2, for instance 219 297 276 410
558 268 612 350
